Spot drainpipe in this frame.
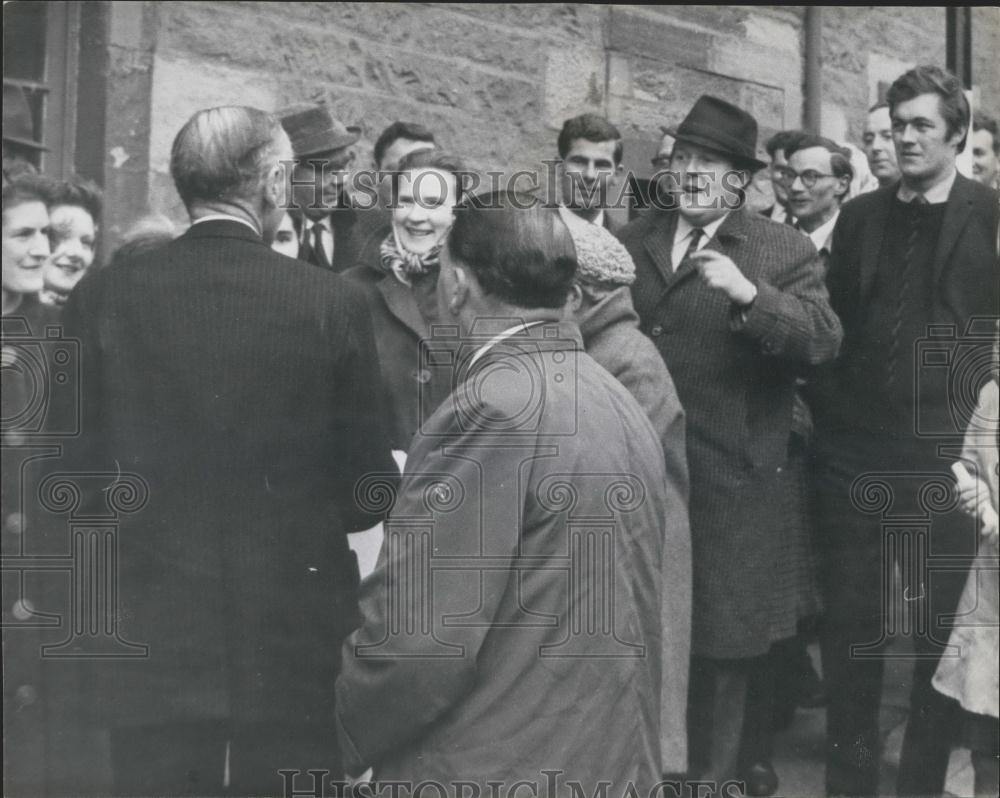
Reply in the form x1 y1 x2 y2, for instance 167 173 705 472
804 7 822 134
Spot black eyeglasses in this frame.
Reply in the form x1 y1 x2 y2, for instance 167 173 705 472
775 167 836 188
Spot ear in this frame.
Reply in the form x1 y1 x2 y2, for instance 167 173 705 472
266 162 285 209
567 282 584 313
949 125 968 150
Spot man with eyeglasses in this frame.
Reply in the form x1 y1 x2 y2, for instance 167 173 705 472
781 135 854 268
762 130 810 225
279 104 361 272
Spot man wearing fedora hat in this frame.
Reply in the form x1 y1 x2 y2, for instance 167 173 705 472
3 84 48 186
621 95 842 789
279 103 362 272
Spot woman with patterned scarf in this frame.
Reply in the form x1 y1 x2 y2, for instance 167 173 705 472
344 149 464 460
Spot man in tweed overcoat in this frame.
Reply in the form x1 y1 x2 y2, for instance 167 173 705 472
620 96 842 785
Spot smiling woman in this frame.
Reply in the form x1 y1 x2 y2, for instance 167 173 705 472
343 149 467 451
40 178 102 307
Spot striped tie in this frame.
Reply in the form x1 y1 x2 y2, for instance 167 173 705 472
886 194 927 390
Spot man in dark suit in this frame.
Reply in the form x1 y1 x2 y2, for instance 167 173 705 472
557 113 627 235
811 65 999 797
620 95 842 789
336 192 688 786
60 105 396 795
279 104 362 272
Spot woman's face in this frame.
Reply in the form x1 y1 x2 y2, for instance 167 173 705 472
270 212 299 259
391 167 457 256
42 204 96 306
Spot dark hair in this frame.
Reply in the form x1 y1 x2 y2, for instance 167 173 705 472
764 130 810 158
46 177 103 222
448 191 577 309
394 149 467 202
973 112 1000 155
557 114 623 165
373 121 436 169
784 134 854 201
887 65 970 150
170 106 286 208
2 173 53 214
868 101 890 114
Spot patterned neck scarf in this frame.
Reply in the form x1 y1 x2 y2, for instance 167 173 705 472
380 227 444 285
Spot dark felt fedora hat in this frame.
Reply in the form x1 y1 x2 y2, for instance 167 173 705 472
666 95 766 171
3 84 48 151
278 104 361 158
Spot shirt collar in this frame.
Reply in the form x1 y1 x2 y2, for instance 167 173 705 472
560 204 604 230
469 321 546 368
191 214 260 236
675 212 728 245
897 166 957 204
804 210 839 254
768 204 789 224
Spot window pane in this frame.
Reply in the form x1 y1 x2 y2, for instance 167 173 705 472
3 2 47 81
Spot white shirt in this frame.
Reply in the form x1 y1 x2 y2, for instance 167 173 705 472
560 204 604 229
670 213 728 271
191 213 260 236
468 321 545 368
301 216 335 264
897 166 957 204
802 210 839 256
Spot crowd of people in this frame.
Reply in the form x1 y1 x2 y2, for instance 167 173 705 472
1 61 998 798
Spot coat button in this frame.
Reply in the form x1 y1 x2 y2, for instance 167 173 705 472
4 512 23 535
776 466 783 474
413 369 432 384
650 324 663 336
15 685 38 706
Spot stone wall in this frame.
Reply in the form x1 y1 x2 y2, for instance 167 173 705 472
98 3 998 236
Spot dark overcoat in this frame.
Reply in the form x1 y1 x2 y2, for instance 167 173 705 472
621 206 842 658
336 320 684 785
55 220 396 746
343 260 454 451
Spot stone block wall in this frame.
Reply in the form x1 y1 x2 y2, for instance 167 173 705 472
95 3 998 240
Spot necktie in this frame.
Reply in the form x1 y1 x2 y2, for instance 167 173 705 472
678 227 704 270
311 222 332 270
886 194 926 390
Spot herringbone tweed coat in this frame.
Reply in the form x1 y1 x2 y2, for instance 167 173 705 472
621 205 842 658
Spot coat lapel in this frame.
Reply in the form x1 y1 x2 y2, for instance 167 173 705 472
931 174 975 285
377 273 428 339
858 187 893 302
643 212 680 287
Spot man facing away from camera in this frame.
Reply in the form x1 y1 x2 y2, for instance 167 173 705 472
336 192 690 790
810 65 999 798
60 105 397 796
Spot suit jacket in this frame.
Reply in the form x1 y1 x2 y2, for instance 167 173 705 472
336 320 682 785
621 206 842 657
59 220 397 731
292 197 360 272
811 174 999 447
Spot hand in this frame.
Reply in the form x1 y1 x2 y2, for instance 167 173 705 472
689 250 757 306
956 479 990 518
